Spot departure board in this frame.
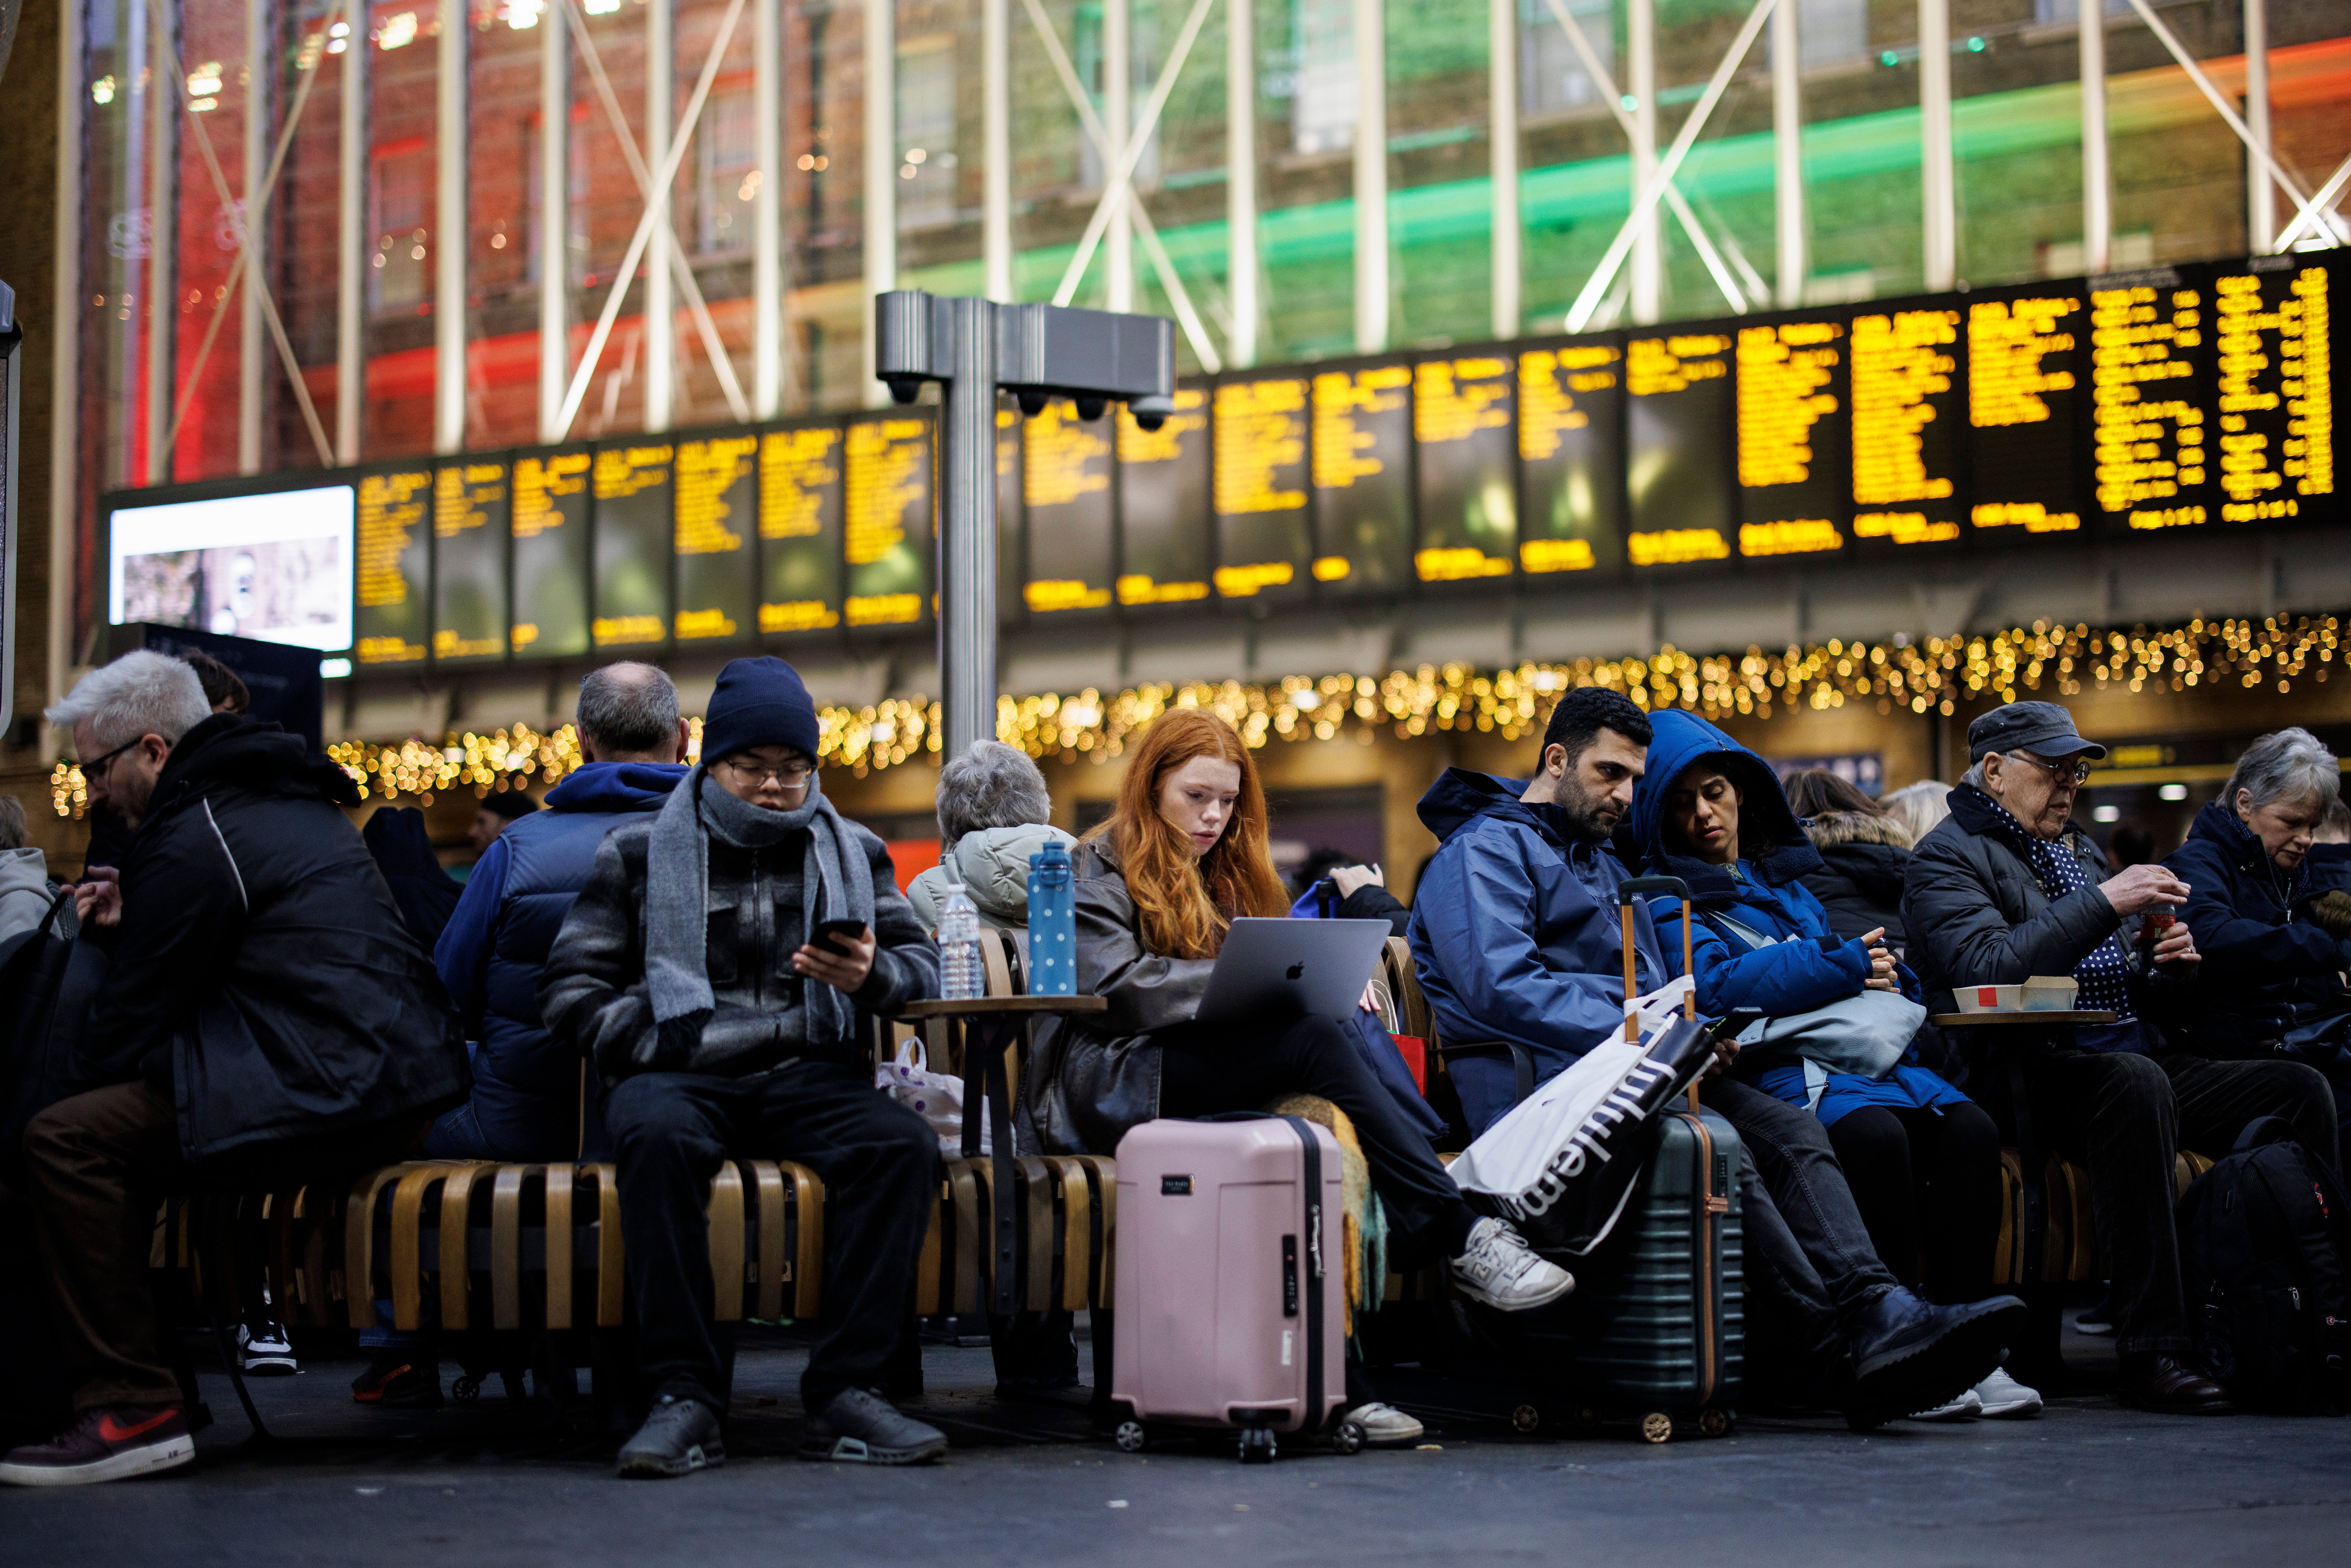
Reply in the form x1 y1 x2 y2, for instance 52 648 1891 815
432 460 508 662
758 425 843 633
1735 318 1848 558
673 433 758 643
356 467 431 665
2205 259 2336 527
1023 400 1116 614
1117 388 1212 605
1415 356 1517 581
1626 334 1735 565
844 416 931 627
511 449 592 656
592 444 674 647
2089 275 2215 532
1213 377 1313 599
1848 308 1963 548
1312 364 1413 594
997 404 1026 624
1518 341 1624 575
1966 287 2087 537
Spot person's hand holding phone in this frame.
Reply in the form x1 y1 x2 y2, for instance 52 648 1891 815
793 921 875 994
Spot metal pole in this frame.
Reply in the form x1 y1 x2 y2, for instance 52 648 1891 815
1772 0 1802 308
337 0 365 462
1352 0 1386 352
645 0 673 430
2244 0 2271 251
435 0 467 453
540 0 570 439
753 0 785 411
1628 0 1658 324
50 0 83 735
239 0 270 473
2079 0 2108 272
983 0 1012 301
863 0 895 406
939 297 996 757
1226 0 1257 365
1489 0 1518 341
1105 0 1132 311
147 0 178 485
1919 0 1953 290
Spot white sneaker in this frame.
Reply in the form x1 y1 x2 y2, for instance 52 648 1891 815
237 1321 297 1377
1449 1217 1575 1312
1342 1402 1423 1447
1908 1387 1983 1422
1972 1366 2043 1419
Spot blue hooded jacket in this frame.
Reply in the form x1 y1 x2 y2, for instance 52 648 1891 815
1406 767 1668 1137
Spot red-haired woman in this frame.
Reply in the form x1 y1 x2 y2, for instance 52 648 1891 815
1025 710 1571 1341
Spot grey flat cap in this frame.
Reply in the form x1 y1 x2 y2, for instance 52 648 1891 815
1967 700 2106 764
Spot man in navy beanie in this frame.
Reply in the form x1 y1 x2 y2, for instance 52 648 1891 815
541 656 945 1475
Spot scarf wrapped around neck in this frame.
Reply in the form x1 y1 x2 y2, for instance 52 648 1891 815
1975 788 2136 1022
644 766 875 1061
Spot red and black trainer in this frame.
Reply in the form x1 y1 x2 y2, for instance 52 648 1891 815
0 1404 195 1487
351 1352 443 1409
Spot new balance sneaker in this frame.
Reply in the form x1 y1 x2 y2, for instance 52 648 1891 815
798 1388 948 1465
1450 1217 1576 1312
238 1320 297 1377
0 1405 195 1488
1972 1366 2044 1419
1342 1402 1424 1447
351 1351 443 1409
616 1395 726 1479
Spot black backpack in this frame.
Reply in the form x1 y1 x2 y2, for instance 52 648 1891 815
0 891 111 1180
2178 1116 2351 1413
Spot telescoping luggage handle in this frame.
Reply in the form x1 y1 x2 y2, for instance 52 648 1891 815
1616 875 1698 1111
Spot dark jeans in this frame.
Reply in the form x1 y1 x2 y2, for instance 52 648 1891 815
1825 1101 2002 1303
1155 1013 1478 1264
602 1061 938 1414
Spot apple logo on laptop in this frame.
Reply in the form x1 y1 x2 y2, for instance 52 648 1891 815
1286 962 1305 980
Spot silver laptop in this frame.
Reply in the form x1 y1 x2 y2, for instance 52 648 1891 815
1194 918 1393 1024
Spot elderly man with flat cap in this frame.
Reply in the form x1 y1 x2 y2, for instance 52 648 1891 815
1903 701 2338 1415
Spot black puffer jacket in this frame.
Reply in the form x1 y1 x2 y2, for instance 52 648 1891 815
1800 809 1915 948
87 714 469 1171
2165 799 2351 1052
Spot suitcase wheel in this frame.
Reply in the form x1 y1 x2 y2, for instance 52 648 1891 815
1509 1404 1541 1434
1637 1411 1674 1444
1114 1421 1149 1454
451 1376 480 1405
1697 1408 1732 1439
1238 1427 1277 1464
1331 1419 1366 1456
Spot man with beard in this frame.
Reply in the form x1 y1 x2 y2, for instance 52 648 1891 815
1409 687 2023 1428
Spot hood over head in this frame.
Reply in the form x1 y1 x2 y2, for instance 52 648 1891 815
1630 709 1820 897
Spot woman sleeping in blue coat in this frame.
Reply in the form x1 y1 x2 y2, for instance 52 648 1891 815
1633 711 2033 1420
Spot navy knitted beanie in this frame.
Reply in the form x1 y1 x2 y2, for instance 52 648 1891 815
701 657 822 765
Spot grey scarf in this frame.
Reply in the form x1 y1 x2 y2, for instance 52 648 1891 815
644 766 876 1059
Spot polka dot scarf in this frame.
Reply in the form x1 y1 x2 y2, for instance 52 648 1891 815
1979 792 2136 1022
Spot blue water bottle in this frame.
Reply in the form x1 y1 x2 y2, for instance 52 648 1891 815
1027 840 1076 995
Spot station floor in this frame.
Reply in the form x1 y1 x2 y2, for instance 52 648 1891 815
6 1320 2348 1568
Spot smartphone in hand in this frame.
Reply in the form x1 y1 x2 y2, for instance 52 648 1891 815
810 918 867 956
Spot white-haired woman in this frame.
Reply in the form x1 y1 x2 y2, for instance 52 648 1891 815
907 740 1077 931
2166 728 2351 1139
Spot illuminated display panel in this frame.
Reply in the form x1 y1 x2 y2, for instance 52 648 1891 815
1022 399 1117 614
433 460 508 662
1848 307 1964 548
356 467 433 664
1735 317 1848 559
109 483 356 652
758 425 844 634
1626 333 1736 566
1311 363 1414 595
2199 257 2338 529
1966 286 2088 537
673 432 759 644
1213 376 1313 600
1517 340 1624 575
2088 274 2214 533
997 404 1026 625
511 449 593 657
1414 355 1517 582
592 443 675 647
1117 388 1212 606
844 416 932 628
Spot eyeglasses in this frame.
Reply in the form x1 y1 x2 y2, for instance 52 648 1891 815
716 755 814 787
2010 753 2094 787
79 736 145 780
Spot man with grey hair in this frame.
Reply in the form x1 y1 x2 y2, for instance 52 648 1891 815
1904 700 2335 1416
906 740 1076 931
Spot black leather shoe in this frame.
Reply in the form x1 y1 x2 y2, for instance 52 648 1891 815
616 1394 726 1478
1844 1287 2028 1432
2118 1356 2234 1415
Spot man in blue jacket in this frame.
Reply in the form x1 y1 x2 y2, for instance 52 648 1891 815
1410 687 2022 1428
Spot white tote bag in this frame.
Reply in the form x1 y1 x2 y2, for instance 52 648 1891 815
875 1038 987 1157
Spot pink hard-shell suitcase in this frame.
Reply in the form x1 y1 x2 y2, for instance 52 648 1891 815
1108 1115 1360 1462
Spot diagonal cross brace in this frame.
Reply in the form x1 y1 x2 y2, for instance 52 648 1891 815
2274 152 2351 253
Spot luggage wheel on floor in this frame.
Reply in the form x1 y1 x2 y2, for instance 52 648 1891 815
1511 1404 1541 1434
452 1375 480 1404
1639 1411 1674 1443
1111 1417 1367 1461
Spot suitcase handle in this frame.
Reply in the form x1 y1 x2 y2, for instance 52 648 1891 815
1616 878 1697 1108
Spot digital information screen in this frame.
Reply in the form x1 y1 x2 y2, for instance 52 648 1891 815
356 467 432 664
1022 400 1116 613
844 417 931 628
1625 333 1735 566
1117 388 1212 605
997 404 1026 624
1735 318 1848 559
1414 356 1517 582
1966 287 2086 537
1312 364 1413 594
1518 342 1623 575
759 425 843 633
592 444 675 647
110 483 355 652
432 460 508 661
1213 377 1313 599
673 433 758 644
2204 259 2335 527
1848 307 1964 547
511 450 592 657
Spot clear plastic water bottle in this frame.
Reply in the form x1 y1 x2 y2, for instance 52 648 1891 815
937 862 984 1001
1027 839 1076 996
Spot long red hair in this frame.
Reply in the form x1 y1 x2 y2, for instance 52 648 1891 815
1091 709 1288 959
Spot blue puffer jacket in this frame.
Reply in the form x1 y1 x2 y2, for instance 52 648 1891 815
429 761 686 1159
2166 799 2351 1052
1406 767 1668 1137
